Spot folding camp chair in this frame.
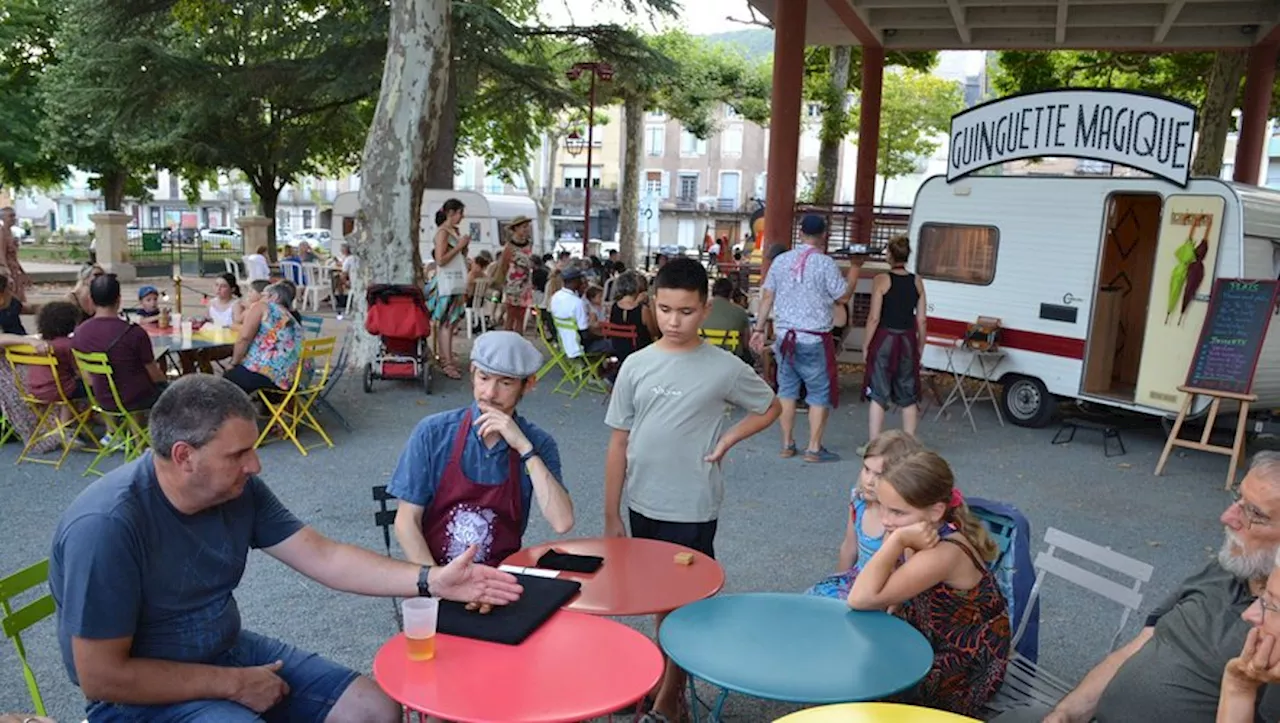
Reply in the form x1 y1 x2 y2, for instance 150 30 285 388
372 485 403 630
255 337 337 456
700 328 742 352
1 559 55 716
5 345 97 470
550 315 609 398
72 350 153 477
986 527 1154 715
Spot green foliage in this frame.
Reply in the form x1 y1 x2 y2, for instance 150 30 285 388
993 51 1217 109
0 0 66 189
702 29 774 62
648 30 771 137
859 69 963 188
805 47 939 158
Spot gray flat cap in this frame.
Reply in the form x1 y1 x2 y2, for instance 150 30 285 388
470 330 544 378
561 266 585 282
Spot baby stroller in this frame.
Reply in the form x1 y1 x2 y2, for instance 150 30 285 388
363 284 432 395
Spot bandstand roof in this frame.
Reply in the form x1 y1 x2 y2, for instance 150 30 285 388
747 0 1280 51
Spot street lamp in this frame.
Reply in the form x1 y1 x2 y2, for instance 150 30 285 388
565 61 613 257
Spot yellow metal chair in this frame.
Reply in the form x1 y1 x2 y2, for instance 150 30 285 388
1 559 56 716
72 349 153 477
5 345 97 470
255 337 337 456
549 316 609 398
700 328 742 353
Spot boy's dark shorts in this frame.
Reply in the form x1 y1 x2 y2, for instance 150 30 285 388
628 509 718 559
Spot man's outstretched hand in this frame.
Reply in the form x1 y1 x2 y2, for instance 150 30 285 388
429 545 523 605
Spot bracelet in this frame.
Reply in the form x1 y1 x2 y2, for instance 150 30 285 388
520 448 539 463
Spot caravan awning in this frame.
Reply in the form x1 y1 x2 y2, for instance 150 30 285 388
747 0 1279 50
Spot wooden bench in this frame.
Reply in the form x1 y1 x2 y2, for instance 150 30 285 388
1052 416 1126 457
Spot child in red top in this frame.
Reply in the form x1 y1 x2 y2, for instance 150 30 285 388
26 301 86 404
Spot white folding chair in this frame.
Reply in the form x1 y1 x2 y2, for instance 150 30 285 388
987 527 1155 714
465 278 490 339
224 258 249 288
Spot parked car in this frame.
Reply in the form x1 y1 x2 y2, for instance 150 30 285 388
292 227 332 250
200 227 242 246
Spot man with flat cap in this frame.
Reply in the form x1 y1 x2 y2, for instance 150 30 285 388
498 214 536 332
390 331 574 567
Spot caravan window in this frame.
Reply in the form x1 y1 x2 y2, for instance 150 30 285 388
917 223 999 286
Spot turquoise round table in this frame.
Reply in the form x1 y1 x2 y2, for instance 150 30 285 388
659 593 933 722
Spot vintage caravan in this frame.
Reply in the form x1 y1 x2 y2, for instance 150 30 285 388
910 174 1280 427
330 190 540 260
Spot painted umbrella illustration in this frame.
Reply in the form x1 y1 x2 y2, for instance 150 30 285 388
1180 216 1211 325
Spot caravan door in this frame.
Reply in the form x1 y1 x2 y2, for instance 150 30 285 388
1133 195 1226 413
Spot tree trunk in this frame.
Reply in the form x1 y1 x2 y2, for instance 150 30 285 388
351 0 451 364
102 169 126 211
813 46 852 206
617 93 643 270
523 132 559 257
255 182 281 261
1192 49 1248 177
424 56 459 189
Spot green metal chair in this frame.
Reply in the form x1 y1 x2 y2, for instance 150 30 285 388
1 559 55 716
72 350 153 477
549 316 609 398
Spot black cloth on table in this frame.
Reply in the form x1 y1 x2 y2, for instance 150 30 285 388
535 549 604 573
437 573 581 645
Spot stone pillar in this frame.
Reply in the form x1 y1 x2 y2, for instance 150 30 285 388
760 0 808 283
90 211 136 281
1234 43 1278 185
237 216 272 259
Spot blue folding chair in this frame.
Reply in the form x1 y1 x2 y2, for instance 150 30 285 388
299 315 324 339
312 327 353 431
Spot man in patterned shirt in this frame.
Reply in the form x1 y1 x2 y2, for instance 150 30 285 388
750 215 861 463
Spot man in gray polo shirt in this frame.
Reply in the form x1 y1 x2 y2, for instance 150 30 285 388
995 452 1280 723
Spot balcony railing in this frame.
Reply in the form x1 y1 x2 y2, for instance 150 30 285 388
554 188 618 206
790 203 912 259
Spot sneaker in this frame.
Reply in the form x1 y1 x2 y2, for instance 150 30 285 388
804 447 841 463
856 443 869 457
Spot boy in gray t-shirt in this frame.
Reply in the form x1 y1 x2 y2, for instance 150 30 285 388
604 257 779 723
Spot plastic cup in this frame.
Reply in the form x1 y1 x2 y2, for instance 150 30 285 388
402 597 439 660
181 320 194 338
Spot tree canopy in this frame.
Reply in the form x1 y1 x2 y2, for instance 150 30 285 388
0 0 66 190
864 68 963 202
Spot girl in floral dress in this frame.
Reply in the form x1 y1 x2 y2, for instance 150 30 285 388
847 450 1010 717
501 216 535 332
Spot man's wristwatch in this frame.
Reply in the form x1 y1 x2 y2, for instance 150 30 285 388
417 565 433 597
519 448 539 464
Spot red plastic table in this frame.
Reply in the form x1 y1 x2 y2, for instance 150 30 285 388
373 609 663 723
502 537 725 617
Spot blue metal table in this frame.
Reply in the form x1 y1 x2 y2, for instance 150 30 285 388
659 593 933 722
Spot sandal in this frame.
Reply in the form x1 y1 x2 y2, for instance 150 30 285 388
780 443 797 459
441 363 463 380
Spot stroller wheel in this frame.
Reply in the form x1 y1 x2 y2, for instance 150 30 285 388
363 363 374 393
421 363 432 395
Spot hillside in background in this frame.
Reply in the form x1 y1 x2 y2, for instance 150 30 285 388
704 28 773 61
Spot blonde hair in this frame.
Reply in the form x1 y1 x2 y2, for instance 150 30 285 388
864 430 924 472
887 235 911 264
882 451 999 562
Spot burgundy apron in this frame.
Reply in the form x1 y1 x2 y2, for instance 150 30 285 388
422 408 525 566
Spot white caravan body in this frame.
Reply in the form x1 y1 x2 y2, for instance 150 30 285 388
908 175 1280 425
331 190 540 262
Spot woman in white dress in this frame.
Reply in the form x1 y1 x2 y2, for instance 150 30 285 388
208 272 244 327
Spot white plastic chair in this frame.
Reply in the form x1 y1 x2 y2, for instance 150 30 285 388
987 527 1155 714
465 277 490 339
224 258 249 288
301 262 331 312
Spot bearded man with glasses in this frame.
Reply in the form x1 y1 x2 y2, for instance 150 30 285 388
995 451 1280 723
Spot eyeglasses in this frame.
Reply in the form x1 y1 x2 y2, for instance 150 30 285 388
1231 488 1276 528
1259 595 1280 623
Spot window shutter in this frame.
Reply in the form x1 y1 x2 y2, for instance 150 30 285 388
660 171 670 199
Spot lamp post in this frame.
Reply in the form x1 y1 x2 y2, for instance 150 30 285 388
565 61 613 257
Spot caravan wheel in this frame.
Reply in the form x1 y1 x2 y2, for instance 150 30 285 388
1001 375 1056 428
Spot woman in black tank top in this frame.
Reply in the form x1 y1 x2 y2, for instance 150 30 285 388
861 235 927 446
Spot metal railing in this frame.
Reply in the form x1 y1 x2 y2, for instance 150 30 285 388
126 228 246 277
790 204 912 259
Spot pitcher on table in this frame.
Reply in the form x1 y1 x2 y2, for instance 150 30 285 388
389 331 574 566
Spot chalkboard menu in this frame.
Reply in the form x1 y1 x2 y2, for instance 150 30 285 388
1185 278 1280 394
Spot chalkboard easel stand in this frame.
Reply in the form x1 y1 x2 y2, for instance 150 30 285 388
1154 385 1256 489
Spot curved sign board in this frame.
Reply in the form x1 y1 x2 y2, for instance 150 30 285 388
947 89 1198 187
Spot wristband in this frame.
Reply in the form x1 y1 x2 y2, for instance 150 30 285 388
520 448 539 464
416 565 433 597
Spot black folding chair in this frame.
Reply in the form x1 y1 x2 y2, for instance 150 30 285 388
372 485 402 630
314 327 354 432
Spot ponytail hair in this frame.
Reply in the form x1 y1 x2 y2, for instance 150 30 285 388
887 235 911 264
881 451 999 563
435 198 465 227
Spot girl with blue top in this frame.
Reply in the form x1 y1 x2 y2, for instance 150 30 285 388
806 430 923 599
